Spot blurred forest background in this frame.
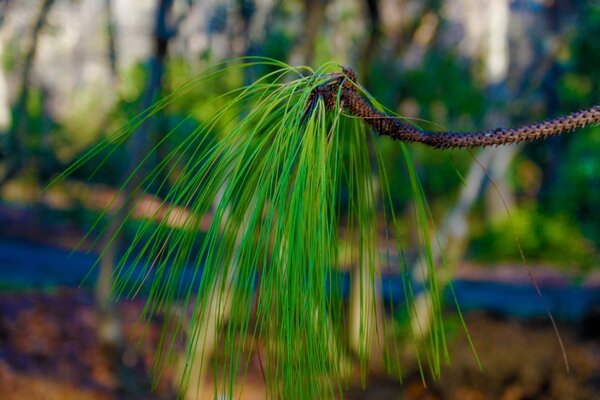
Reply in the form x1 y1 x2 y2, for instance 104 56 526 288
0 0 600 399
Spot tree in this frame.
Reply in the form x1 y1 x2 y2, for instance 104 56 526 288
93 0 180 395
0 0 55 187
51 58 599 399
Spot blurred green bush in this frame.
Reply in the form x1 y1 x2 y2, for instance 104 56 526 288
469 205 599 271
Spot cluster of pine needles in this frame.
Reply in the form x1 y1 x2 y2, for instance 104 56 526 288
51 58 470 399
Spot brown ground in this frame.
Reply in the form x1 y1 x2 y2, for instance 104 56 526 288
347 314 600 400
0 291 170 400
1 290 600 399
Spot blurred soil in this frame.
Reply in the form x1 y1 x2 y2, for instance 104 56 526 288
429 316 600 400
347 314 600 400
0 291 171 400
0 290 273 400
1 206 600 399
1 290 600 399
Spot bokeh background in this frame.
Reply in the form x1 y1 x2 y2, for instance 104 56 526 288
1 0 600 399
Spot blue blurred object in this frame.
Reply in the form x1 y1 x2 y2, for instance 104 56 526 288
1 236 599 322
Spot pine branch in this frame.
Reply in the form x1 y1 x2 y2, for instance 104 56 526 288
314 67 600 149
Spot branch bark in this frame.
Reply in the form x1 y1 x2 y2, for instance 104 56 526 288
312 70 600 149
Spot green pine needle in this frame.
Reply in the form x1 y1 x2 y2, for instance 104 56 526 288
52 57 459 399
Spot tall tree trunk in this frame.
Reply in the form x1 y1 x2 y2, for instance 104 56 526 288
357 0 381 84
410 0 513 338
0 41 10 132
95 0 176 393
292 0 328 66
0 1 13 27
348 148 385 378
176 249 239 399
410 148 497 336
538 2 565 207
0 0 12 129
348 234 386 377
105 0 118 84
0 0 55 187
174 203 240 399
483 0 515 221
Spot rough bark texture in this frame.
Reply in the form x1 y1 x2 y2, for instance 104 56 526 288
312 68 600 149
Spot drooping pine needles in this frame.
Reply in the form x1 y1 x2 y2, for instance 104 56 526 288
50 57 598 399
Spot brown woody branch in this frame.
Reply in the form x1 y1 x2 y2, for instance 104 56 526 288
311 67 600 149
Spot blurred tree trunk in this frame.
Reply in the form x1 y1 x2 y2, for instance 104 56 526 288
538 2 565 207
94 0 124 352
410 148 496 335
174 199 239 399
483 2 567 219
95 0 176 394
348 148 385 378
96 0 175 337
92 0 129 388
0 1 12 27
347 3 386 378
105 0 118 84
484 144 518 221
0 0 12 130
84 0 120 169
176 259 238 399
410 0 513 338
292 0 328 66
230 0 255 56
348 219 386 377
0 41 10 132
408 0 576 341
357 0 381 84
481 0 515 220
0 0 54 187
